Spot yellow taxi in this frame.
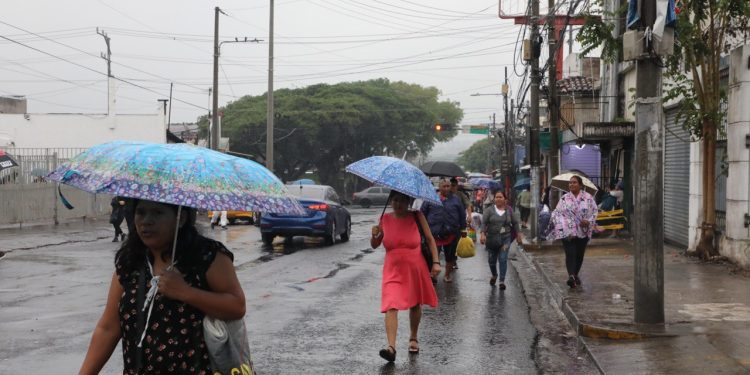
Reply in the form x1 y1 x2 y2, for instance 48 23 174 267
207 210 255 225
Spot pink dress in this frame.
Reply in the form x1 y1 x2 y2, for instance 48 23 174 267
380 213 438 313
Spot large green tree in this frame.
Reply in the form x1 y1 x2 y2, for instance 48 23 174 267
456 138 492 173
577 0 749 259
201 79 463 194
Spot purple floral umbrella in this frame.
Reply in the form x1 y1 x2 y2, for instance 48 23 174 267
46 141 304 215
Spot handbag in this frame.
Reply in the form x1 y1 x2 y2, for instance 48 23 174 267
203 316 255 375
456 234 475 258
413 212 433 271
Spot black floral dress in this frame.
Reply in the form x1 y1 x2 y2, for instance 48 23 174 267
117 240 234 374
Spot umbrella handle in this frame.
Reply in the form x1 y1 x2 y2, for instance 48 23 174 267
168 205 182 271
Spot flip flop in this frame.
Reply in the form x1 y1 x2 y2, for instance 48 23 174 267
408 339 419 354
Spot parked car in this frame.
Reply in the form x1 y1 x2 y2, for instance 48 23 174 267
352 186 391 208
207 210 254 225
259 184 351 245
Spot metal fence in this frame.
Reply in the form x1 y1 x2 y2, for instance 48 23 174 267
0 147 111 226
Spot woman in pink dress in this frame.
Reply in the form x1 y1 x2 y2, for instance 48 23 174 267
371 191 440 362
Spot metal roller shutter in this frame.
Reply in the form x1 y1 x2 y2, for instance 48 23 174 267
663 108 690 247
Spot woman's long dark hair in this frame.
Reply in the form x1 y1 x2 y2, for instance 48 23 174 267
115 199 206 274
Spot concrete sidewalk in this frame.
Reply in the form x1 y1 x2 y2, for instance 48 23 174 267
517 236 750 374
0 218 114 254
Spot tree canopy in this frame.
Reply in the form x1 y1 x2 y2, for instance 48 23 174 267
456 138 492 173
200 79 463 194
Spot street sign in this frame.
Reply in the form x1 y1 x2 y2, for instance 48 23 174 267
469 125 489 135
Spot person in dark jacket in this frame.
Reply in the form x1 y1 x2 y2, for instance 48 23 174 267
109 197 126 242
421 179 466 283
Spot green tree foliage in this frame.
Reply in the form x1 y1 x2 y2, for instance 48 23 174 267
200 79 463 194
456 138 492 173
577 0 749 259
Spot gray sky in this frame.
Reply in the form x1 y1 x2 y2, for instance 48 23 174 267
1 0 570 125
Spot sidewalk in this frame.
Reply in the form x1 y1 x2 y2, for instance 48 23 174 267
0 218 114 254
517 236 750 374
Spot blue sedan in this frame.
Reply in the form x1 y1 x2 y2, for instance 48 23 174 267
260 184 352 245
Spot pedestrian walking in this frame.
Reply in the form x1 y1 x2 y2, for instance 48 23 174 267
480 191 523 289
421 179 467 283
546 175 598 288
450 177 472 225
109 196 126 242
210 210 228 229
370 191 440 362
78 199 246 375
517 188 531 228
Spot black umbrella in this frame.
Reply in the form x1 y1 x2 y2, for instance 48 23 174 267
0 150 19 172
419 161 466 178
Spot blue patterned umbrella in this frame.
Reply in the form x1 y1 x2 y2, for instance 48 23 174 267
46 141 305 215
469 178 502 191
345 156 440 205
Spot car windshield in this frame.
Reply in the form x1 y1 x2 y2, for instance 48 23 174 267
289 186 326 200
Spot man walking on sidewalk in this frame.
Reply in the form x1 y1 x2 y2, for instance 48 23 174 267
422 179 466 283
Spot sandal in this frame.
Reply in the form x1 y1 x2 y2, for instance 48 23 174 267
408 339 420 354
379 345 396 362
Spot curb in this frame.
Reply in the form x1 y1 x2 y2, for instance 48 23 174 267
514 244 674 374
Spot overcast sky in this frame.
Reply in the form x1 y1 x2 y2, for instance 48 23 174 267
1 0 571 126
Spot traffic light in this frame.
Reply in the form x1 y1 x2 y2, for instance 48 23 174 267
434 123 442 132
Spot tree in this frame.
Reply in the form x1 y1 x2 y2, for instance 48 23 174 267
456 138 492 173
199 79 463 194
577 0 749 259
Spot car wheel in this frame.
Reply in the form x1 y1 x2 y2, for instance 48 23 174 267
340 218 351 242
324 220 336 245
261 233 275 245
360 199 371 208
229 218 237 225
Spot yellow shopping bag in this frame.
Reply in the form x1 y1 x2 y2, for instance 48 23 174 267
456 234 475 258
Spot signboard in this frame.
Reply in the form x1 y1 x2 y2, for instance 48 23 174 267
469 125 489 135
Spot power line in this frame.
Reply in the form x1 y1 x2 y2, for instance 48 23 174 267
0 32 206 110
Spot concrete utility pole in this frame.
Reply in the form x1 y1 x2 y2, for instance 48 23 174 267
633 0 665 324
529 0 542 241
488 113 496 174
547 0 561 209
266 0 275 171
211 6 221 151
503 67 512 196
97 28 115 116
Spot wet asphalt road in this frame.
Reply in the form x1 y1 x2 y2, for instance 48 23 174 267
0 207 540 374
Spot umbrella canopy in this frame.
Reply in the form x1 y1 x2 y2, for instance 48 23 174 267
467 172 491 179
345 156 441 205
513 177 531 190
419 160 466 178
551 172 598 196
0 150 19 172
288 178 315 185
46 141 305 215
469 178 502 191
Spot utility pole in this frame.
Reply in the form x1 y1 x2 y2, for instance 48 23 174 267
488 113 496 174
547 0 561 210
503 67 512 196
211 6 221 151
528 0 542 241
633 0 664 324
266 0 275 171
97 28 114 116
